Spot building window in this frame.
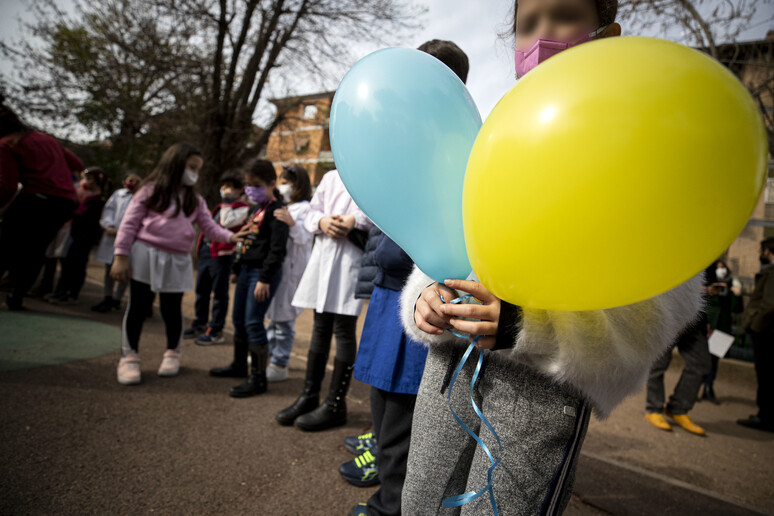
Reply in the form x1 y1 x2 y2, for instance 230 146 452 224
767 178 774 204
302 104 318 120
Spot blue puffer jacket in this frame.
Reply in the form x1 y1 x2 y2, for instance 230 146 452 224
355 226 383 299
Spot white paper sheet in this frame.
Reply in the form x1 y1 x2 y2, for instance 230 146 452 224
708 330 735 358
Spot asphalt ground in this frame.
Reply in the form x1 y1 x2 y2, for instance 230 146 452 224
1 259 772 515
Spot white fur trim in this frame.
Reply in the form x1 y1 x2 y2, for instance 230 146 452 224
511 274 705 418
399 266 463 347
400 265 705 419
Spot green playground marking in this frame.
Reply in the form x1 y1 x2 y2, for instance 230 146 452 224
0 310 119 371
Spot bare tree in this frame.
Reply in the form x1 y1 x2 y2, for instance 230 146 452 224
618 0 774 152
165 0 422 195
1 0 422 193
0 0 205 170
617 0 770 58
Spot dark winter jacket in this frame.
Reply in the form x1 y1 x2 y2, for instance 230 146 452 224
355 226 383 299
232 199 289 284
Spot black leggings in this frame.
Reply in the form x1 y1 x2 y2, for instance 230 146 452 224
309 311 358 365
122 279 183 354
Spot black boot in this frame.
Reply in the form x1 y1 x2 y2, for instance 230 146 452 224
276 350 328 426
295 359 353 432
706 384 720 405
210 336 249 377
229 347 267 398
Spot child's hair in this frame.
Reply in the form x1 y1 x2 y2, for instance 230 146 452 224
280 165 312 203
0 94 31 139
141 142 201 217
245 159 281 203
510 0 618 35
84 166 110 196
417 40 469 84
762 237 774 255
219 168 245 190
123 169 142 182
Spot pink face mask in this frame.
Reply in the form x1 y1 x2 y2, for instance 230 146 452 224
514 26 607 78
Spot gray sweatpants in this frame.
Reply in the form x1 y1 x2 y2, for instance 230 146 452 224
402 345 591 516
646 318 711 415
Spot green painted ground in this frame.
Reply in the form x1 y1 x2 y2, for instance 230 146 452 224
0 311 119 371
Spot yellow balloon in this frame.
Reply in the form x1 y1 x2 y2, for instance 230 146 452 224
463 37 768 311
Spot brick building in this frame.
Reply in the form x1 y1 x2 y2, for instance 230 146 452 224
264 91 336 185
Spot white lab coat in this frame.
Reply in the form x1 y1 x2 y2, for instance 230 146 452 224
266 200 313 322
95 188 134 264
292 170 372 316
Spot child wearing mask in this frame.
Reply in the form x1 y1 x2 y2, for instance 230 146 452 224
111 143 247 385
48 167 109 304
185 169 250 344
263 165 314 382
92 171 142 312
215 160 289 397
398 1 704 514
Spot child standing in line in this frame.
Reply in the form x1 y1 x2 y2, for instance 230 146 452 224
264 165 314 382
346 39 469 516
215 160 289 397
48 167 109 304
184 169 250 344
275 168 373 431
398 2 705 514
111 143 246 385
91 171 142 313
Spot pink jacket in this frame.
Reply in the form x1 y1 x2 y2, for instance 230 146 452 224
115 184 233 256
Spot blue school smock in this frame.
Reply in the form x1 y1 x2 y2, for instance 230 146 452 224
353 236 428 395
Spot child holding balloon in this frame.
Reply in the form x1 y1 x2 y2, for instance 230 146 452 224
398 1 707 514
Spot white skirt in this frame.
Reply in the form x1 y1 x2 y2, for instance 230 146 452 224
130 241 194 293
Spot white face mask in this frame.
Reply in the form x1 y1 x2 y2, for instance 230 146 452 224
716 267 728 280
277 183 293 202
182 168 198 186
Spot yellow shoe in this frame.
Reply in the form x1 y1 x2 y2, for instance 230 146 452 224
665 411 706 436
645 413 672 431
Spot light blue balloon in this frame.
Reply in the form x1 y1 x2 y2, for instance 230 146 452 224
330 47 481 282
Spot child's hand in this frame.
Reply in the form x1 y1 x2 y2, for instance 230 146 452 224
230 227 250 243
230 274 238 284
105 226 118 236
334 214 356 233
439 279 501 349
254 281 270 301
110 255 130 283
320 216 347 239
274 207 295 227
414 282 458 335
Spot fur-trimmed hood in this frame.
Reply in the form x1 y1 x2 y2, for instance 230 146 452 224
400 266 704 418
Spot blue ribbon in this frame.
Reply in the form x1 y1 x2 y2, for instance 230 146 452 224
439 294 502 515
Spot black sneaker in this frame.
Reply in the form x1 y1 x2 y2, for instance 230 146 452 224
339 449 379 487
183 324 205 339
344 431 377 455
737 415 774 433
91 298 114 313
349 502 368 516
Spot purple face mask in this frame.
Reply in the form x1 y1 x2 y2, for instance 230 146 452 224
514 26 607 78
245 186 267 204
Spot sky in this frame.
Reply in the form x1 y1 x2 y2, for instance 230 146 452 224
0 0 772 131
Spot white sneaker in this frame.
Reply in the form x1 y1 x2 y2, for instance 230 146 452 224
266 362 288 382
117 354 141 385
157 349 181 377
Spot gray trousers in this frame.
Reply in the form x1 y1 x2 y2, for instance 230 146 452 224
646 319 711 415
402 345 590 516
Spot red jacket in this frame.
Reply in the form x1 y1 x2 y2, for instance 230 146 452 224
196 200 251 258
0 131 82 207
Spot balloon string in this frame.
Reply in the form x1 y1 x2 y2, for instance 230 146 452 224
439 294 502 515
